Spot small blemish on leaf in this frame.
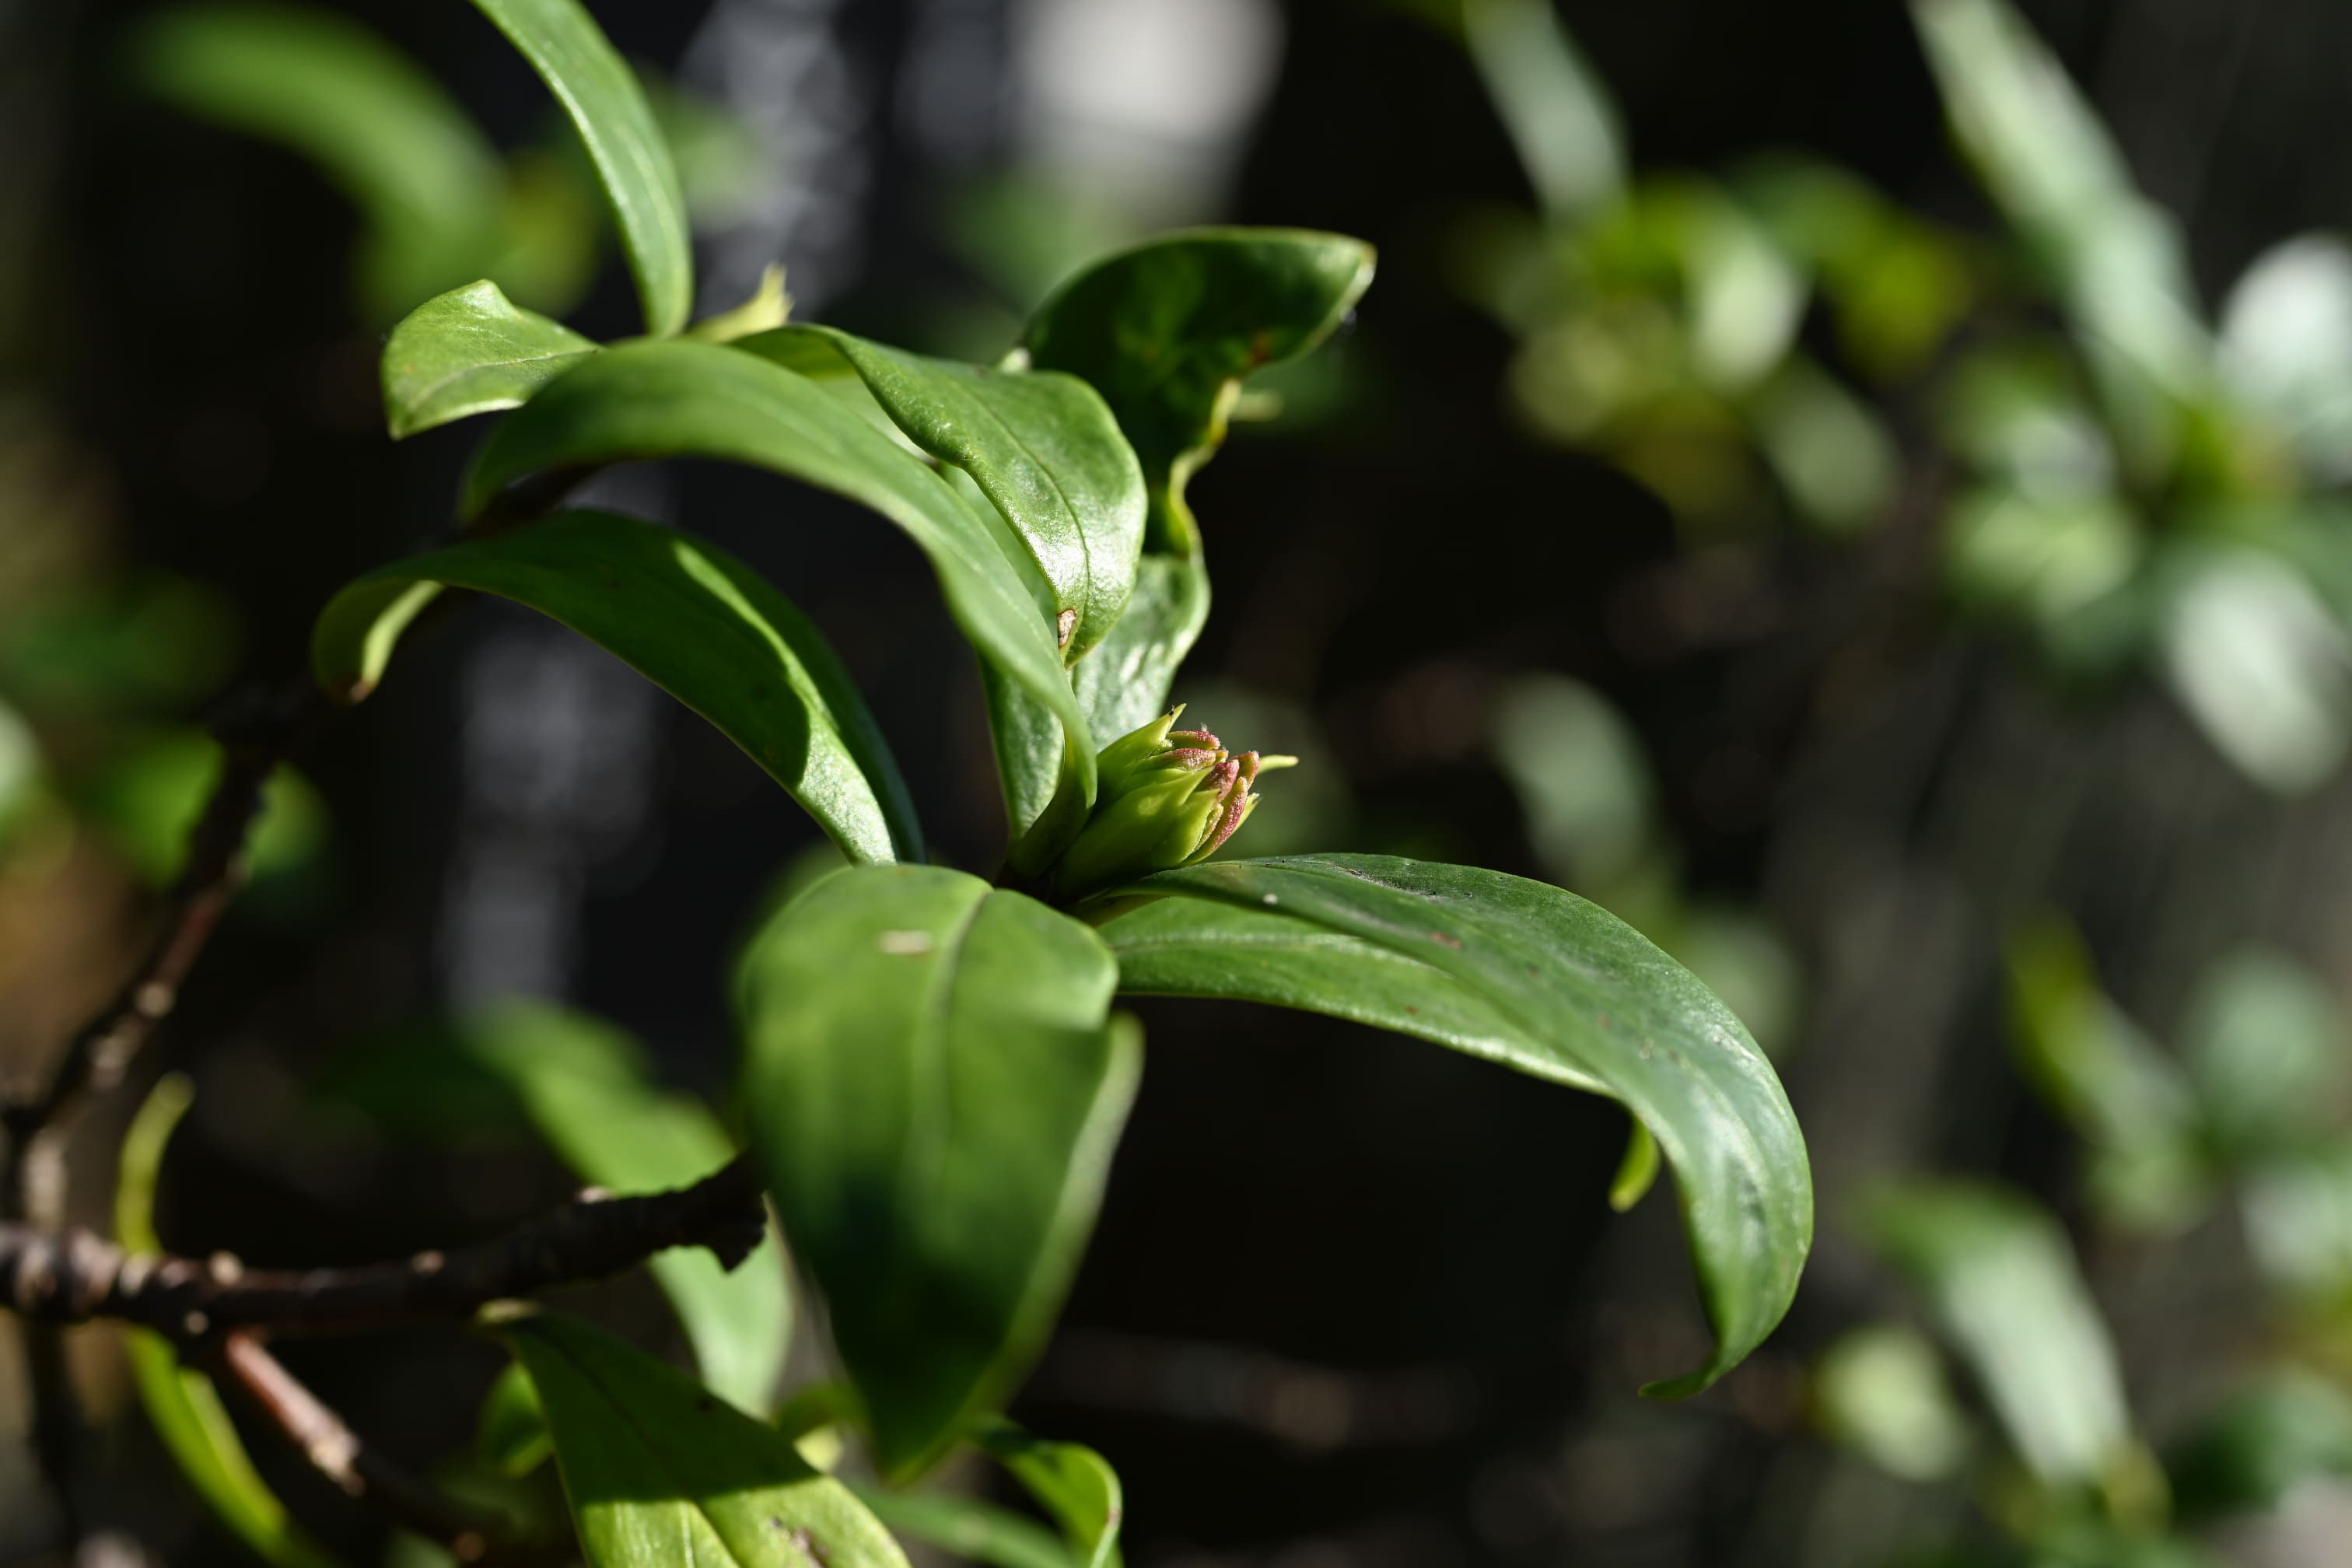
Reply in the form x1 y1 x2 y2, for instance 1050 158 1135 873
1056 607 1078 647
877 929 934 956
1429 931 1462 949
1261 893 1279 905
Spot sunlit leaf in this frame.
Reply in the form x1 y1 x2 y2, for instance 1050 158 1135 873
460 1001 793 1415
467 0 692 335
381 280 597 439
1865 1181 2136 1488
737 866 1139 1479
313 509 920 865
116 1076 345 1568
499 1312 910 1567
975 1423 1123 1568
853 1489 1074 1568
461 341 1094 807
1101 855 1809 1395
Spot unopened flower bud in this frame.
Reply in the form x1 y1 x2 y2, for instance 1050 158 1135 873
1048 706 1295 898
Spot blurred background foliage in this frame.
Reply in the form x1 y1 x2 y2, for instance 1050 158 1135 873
11 0 2352 1563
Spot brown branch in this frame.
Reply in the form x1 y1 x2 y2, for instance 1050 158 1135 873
212 1333 506 1563
1 1155 763 1339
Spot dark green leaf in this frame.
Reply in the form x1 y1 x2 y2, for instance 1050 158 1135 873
461 341 1094 803
738 327 1146 662
129 2 502 320
462 1001 792 1414
311 509 920 865
1100 855 1808 1396
976 1423 1123 1568
116 1076 345 1568
499 1313 910 1568
1865 1181 2136 1488
737 865 1139 1478
1024 229 1376 548
381 280 597 439
2168 1368 2352 1521
467 0 692 335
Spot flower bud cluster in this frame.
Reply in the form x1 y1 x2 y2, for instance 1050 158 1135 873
1048 707 1294 898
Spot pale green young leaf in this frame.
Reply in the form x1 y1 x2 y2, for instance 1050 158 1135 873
500 1313 911 1568
976 1423 1124 1568
381 280 597 439
467 0 692 335
115 1076 346 1568
461 340 1094 804
1100 855 1809 1396
311 509 920 865
737 865 1139 1479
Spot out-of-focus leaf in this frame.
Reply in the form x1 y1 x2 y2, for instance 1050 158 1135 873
475 1362 553 1479
116 1076 345 1568
1668 904 1803 1062
2240 1144 2352 1304
2161 548 2352 794
2004 918 2207 1230
1811 1323 1974 1482
75 729 324 889
460 1001 792 1415
854 1489 1075 1568
313 510 919 866
129 2 503 320
737 865 1139 1479
2168 1369 2352 1521
499 1312 911 1567
1460 0 1626 221
976 1423 1123 1568
1490 675 1656 890
466 0 692 336
462 341 1094 807
1939 345 2116 501
2179 949 2347 1156
688 264 791 343
0 699 38 844
1750 359 1898 533
1102 855 1811 1397
2219 236 2352 479
739 327 1146 663
380 280 596 439
1023 228 1375 549
1943 487 2140 631
0 576 237 713
1865 1181 2136 1488
1910 0 2210 421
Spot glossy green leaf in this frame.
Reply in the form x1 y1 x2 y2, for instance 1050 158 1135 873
461 1001 792 1414
1024 228 1375 549
737 865 1140 1479
1865 1181 2136 1487
130 2 502 320
738 327 1146 662
1100 854 1808 1396
467 0 692 336
312 509 919 865
499 1312 910 1568
381 280 597 439
116 1076 345 1568
975 1423 1123 1568
462 341 1094 802
853 1489 1074 1568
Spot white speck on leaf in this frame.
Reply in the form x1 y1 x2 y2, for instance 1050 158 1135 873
877 929 934 956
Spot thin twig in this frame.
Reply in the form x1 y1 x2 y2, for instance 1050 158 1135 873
212 1332 504 1563
0 1156 763 1338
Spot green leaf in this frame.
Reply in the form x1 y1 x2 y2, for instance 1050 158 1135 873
499 1312 911 1568
1100 855 1808 1396
461 341 1094 803
466 0 692 336
1024 228 1376 550
1810 1323 1974 1482
460 1001 793 1414
1864 1181 2136 1488
129 2 503 321
312 509 920 866
1460 0 1626 222
737 327 1146 663
975 1423 1124 1568
2178 947 2349 1156
115 1076 346 1568
737 865 1140 1479
381 280 597 439
475 1362 554 1479
852 1489 1075 1568
2220 236 2352 480
2167 1368 2352 1522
